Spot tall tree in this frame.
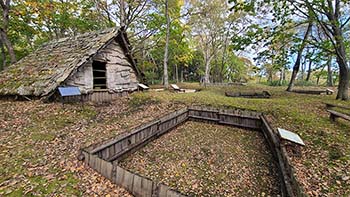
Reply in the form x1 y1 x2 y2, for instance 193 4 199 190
190 0 227 83
120 0 126 27
302 0 349 100
163 0 170 88
326 57 334 86
286 20 312 91
0 0 16 64
230 0 350 100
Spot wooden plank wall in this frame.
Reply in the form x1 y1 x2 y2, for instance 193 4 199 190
260 115 305 197
82 150 186 197
63 91 128 103
81 106 304 197
201 82 246 86
188 106 262 130
89 108 188 162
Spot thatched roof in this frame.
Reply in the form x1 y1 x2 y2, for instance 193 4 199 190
0 28 140 97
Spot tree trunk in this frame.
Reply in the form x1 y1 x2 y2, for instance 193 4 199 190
279 69 283 86
327 57 333 87
204 57 211 83
0 0 16 64
163 0 170 88
333 32 349 100
220 23 232 83
0 39 6 70
180 66 184 82
316 64 326 85
268 71 272 83
213 57 218 83
316 75 320 85
120 0 126 27
336 55 349 100
286 21 312 91
0 30 15 64
306 60 312 81
172 66 176 81
175 64 178 83
300 56 306 80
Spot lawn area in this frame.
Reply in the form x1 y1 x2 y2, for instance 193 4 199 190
120 121 280 196
0 83 349 196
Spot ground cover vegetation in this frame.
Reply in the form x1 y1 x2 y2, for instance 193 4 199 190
0 0 349 196
0 84 349 196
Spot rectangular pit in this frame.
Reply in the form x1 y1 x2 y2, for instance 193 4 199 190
80 106 304 197
119 121 280 196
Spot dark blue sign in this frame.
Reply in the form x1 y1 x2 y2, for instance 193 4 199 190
58 87 81 97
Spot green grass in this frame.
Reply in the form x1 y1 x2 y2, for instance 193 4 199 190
0 83 349 196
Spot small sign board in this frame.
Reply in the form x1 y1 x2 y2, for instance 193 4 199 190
278 128 305 146
58 87 81 97
170 84 180 90
138 83 149 90
326 88 334 95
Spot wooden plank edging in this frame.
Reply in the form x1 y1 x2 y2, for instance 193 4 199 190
260 115 305 197
90 108 189 154
80 107 305 197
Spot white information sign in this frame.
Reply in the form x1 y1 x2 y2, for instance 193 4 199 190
278 128 305 146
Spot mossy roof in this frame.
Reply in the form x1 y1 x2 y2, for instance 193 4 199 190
0 28 131 97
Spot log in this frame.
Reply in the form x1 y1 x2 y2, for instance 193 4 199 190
327 109 350 122
225 91 271 98
291 89 333 95
325 103 350 110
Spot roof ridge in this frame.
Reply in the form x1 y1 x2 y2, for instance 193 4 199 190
41 27 118 48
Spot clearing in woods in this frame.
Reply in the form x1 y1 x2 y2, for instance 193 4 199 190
0 83 349 196
119 121 280 196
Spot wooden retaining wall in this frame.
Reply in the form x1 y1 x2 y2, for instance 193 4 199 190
188 106 262 130
0 90 129 102
81 106 304 197
62 90 129 103
225 91 271 99
88 108 188 162
201 82 246 86
82 150 186 197
260 115 305 197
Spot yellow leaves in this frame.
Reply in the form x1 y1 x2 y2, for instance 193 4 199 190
23 0 38 7
177 0 185 7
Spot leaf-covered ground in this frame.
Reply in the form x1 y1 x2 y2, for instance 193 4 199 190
0 83 349 196
0 97 184 196
144 83 350 196
120 121 280 196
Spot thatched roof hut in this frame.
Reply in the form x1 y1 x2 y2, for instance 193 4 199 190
0 28 142 101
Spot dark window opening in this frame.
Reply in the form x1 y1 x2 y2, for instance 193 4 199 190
92 61 107 89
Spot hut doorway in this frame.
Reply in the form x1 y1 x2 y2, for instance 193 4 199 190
92 61 107 89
